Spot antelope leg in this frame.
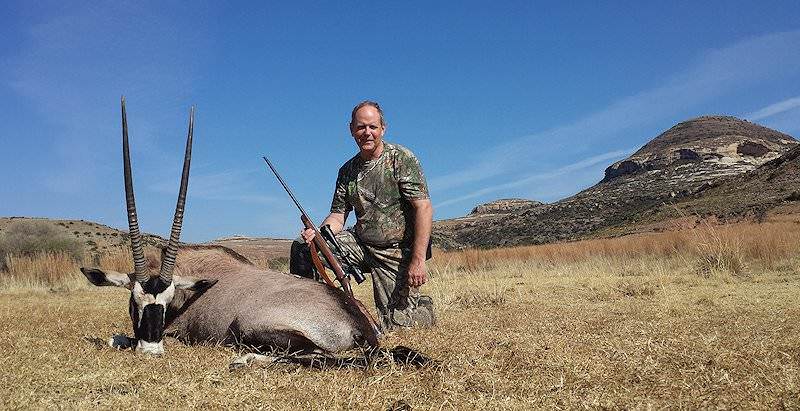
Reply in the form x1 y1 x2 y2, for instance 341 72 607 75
229 353 277 371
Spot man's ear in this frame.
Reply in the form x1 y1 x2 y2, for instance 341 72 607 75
173 275 218 292
80 267 133 288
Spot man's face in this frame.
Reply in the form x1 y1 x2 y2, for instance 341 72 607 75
350 106 385 157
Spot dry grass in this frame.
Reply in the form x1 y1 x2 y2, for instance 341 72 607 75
0 246 162 293
0 252 86 291
97 247 134 273
434 220 800 275
1 220 799 408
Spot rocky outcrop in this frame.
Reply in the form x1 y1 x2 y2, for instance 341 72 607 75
671 144 800 217
602 116 795 182
469 199 543 215
433 116 798 249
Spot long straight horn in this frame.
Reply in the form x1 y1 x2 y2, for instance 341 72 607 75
121 96 149 283
159 106 194 283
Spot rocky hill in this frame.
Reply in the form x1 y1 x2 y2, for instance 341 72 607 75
433 116 798 249
0 217 166 257
0 217 292 266
469 199 544 216
602 116 795 183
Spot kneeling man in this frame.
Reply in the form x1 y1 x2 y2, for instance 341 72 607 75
290 100 435 331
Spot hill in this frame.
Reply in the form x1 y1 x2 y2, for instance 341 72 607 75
433 116 798 249
0 217 293 266
0 217 165 258
209 236 293 267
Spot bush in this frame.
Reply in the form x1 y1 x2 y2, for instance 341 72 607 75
267 256 289 271
0 220 84 267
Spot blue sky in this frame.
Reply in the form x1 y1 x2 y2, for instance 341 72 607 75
2 1 800 242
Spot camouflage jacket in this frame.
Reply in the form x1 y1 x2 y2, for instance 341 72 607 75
330 142 429 247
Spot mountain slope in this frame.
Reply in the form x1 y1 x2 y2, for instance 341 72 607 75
433 116 798 249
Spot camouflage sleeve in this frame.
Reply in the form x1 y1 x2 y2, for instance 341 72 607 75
330 164 352 214
396 147 430 200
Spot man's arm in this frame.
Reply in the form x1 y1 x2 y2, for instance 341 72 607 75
301 212 346 243
407 198 433 288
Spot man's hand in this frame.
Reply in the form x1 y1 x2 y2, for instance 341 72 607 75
300 212 346 244
300 227 316 244
407 258 427 288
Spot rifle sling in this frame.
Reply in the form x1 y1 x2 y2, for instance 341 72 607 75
308 241 337 289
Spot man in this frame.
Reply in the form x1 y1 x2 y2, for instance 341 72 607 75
289 100 435 331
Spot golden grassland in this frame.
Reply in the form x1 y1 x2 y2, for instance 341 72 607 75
0 220 799 409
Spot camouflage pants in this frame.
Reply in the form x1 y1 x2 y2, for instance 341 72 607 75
289 230 435 331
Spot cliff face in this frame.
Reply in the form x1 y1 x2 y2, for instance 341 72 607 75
603 116 795 183
668 144 800 218
433 116 799 249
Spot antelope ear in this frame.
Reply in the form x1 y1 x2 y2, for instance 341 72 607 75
81 267 133 288
172 275 218 291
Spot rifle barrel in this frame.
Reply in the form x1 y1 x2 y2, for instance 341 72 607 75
261 156 380 335
262 157 312 218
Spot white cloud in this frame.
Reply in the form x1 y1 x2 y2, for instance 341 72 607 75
150 167 278 205
745 96 800 121
7 4 210 195
435 148 634 208
430 30 800 194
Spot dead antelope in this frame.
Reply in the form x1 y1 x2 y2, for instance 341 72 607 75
81 98 380 358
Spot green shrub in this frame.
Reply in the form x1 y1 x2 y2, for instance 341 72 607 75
0 220 84 268
267 256 289 271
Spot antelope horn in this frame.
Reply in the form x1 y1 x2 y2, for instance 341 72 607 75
159 105 194 283
121 96 149 283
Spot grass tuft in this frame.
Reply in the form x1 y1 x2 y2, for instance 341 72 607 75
1 252 85 291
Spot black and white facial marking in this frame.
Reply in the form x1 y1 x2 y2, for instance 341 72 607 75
80 267 218 356
129 276 175 356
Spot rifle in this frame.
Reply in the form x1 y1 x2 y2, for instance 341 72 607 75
262 157 358 296
320 224 366 284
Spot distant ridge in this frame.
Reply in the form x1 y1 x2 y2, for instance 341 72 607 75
433 116 799 249
469 199 544 215
0 217 293 264
0 217 166 257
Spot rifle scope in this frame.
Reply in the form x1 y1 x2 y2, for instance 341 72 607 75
321 225 366 284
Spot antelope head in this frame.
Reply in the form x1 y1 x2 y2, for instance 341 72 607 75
81 97 215 355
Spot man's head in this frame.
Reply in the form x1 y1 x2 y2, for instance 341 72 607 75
349 100 386 159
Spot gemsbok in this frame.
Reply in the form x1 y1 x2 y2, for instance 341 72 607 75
81 98 382 361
